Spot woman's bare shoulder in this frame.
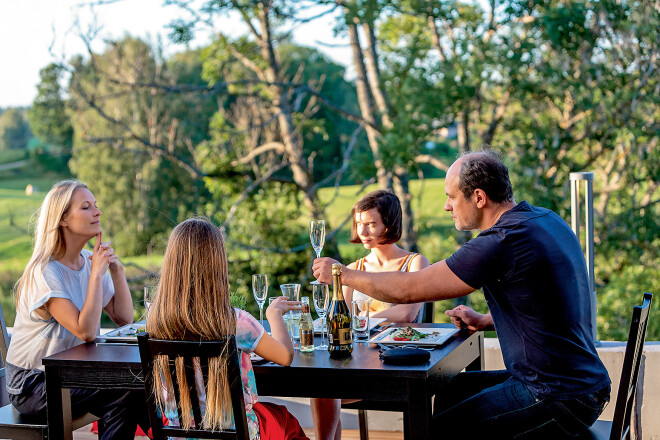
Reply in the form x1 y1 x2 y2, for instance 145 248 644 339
410 253 431 270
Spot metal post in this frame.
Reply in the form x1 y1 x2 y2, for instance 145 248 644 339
570 172 597 343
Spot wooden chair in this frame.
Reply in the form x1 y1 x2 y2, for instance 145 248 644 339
344 302 435 440
0 302 98 439
137 332 250 440
583 292 653 440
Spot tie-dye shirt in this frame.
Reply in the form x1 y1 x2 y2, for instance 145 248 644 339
163 308 265 440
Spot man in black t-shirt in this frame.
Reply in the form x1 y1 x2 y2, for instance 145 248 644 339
313 151 610 438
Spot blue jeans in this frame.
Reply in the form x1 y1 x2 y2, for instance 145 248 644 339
433 370 610 439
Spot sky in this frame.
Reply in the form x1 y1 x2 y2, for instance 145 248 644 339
0 0 349 108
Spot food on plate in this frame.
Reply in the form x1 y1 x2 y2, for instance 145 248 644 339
110 325 146 337
390 326 439 341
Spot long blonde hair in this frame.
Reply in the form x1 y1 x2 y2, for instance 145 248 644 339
15 180 88 305
146 218 237 430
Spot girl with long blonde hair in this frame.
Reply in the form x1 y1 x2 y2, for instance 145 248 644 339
6 180 148 439
147 218 309 440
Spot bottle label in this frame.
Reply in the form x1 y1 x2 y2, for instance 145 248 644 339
337 328 351 344
301 330 314 347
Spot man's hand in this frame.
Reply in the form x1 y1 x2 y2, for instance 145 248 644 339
445 305 493 331
312 257 342 284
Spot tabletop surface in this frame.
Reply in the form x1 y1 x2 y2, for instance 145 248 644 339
42 323 475 379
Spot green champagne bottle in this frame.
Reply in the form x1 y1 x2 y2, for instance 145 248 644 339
328 263 352 358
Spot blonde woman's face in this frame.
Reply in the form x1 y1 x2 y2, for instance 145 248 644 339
60 188 102 238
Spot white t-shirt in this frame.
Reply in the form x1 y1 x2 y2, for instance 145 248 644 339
6 249 114 394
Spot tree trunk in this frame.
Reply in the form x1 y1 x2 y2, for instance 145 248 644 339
347 20 391 190
427 13 447 62
255 2 339 259
361 22 392 129
257 2 318 214
393 169 419 252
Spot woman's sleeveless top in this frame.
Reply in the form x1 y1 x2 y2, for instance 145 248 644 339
351 253 418 314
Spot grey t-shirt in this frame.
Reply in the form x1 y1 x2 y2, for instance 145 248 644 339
6 249 114 395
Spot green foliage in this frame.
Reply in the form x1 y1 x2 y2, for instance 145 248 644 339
28 63 74 153
67 37 211 256
0 108 32 151
27 64 74 173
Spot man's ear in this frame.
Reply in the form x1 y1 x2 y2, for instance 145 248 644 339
474 189 487 208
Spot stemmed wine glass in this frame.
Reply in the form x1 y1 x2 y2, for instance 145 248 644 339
252 274 268 328
309 220 325 285
144 285 157 314
312 283 330 350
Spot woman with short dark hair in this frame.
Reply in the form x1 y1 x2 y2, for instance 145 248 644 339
311 190 430 440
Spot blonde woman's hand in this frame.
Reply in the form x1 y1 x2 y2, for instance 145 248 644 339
89 232 116 277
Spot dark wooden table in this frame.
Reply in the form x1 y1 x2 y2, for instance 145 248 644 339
43 324 483 440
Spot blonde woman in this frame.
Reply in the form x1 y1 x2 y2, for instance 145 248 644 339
311 190 431 440
147 218 309 440
6 180 148 439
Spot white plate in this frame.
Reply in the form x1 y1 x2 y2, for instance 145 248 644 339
368 326 458 346
313 317 386 333
101 321 146 343
249 353 265 363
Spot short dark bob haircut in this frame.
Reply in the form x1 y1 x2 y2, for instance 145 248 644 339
458 150 514 204
349 190 402 245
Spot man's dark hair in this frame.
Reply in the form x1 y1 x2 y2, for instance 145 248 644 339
350 190 402 245
458 151 514 203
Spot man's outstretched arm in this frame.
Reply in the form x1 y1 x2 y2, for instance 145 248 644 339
312 257 475 304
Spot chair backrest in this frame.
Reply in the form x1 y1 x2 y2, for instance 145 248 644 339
0 301 10 368
137 333 249 440
0 302 11 407
419 301 435 323
610 292 653 440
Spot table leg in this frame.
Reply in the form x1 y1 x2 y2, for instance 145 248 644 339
45 365 74 440
403 383 432 440
465 332 484 371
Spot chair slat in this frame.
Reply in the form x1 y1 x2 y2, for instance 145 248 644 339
184 355 204 428
169 357 185 425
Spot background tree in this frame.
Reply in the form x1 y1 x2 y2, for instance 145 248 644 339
27 63 74 171
0 108 31 151
497 0 659 337
67 36 209 256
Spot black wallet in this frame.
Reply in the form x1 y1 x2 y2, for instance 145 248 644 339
379 347 430 365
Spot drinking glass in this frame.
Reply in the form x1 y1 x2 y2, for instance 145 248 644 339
280 283 301 350
252 274 268 328
309 220 325 285
312 283 330 350
352 299 371 342
144 285 157 314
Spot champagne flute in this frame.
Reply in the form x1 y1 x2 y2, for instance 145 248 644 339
144 285 157 314
310 220 325 285
252 274 268 328
312 283 330 350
